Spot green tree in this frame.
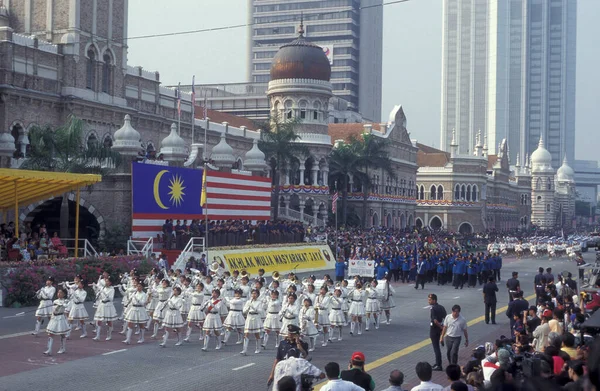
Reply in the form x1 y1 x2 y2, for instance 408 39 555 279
328 138 365 226
21 115 122 237
258 118 309 221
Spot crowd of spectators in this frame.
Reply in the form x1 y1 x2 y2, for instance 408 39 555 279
0 221 68 261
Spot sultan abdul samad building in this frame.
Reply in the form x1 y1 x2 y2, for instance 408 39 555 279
0 1 573 242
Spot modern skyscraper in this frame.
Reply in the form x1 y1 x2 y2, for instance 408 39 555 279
440 0 577 168
247 0 383 122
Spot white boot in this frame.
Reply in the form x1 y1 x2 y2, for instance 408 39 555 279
92 321 98 333
33 320 41 336
216 336 222 350
322 332 328 347
146 318 152 330
80 324 87 338
328 328 334 342
175 331 182 346
57 336 66 354
338 327 343 341
375 316 379 330
43 336 53 355
308 337 315 352
138 328 145 344
134 325 140 335
92 325 101 341
160 330 169 347
350 321 355 335
254 339 261 354
236 331 243 345
262 332 269 348
241 337 249 355
223 330 231 344
202 335 209 351
151 323 158 338
275 334 280 348
365 317 370 331
123 327 132 345
66 323 72 339
120 321 127 334
184 325 192 342
106 326 113 341
357 322 362 335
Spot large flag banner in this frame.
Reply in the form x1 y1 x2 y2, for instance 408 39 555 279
132 163 271 238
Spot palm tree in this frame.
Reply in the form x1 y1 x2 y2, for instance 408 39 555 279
328 138 365 226
355 133 395 228
258 118 309 221
21 115 122 237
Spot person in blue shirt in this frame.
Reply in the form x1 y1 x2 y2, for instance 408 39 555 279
415 256 427 290
390 252 400 282
495 255 503 281
401 257 410 283
467 259 478 287
453 258 466 289
436 258 447 286
376 261 389 280
335 256 346 282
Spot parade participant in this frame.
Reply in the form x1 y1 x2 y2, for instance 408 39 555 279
506 291 529 337
241 288 263 355
92 275 118 341
315 286 332 347
335 257 346 282
301 283 317 305
239 275 251 300
280 293 301 339
262 289 282 349
452 258 466 290
329 287 345 341
145 274 161 331
118 279 136 335
32 276 56 336
348 282 366 336
123 280 149 344
223 288 245 345
467 259 478 288
180 277 193 322
380 278 396 325
440 304 469 366
415 257 427 290
184 282 206 342
160 286 185 347
376 261 389 281
300 298 319 352
43 287 69 356
365 280 381 331
401 257 410 283
505 272 520 302
341 280 350 324
61 274 82 319
151 279 172 339
201 289 228 351
66 279 89 339
428 294 447 371
482 276 498 325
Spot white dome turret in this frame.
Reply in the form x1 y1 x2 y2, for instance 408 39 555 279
0 132 15 157
160 123 187 161
113 114 141 156
530 136 553 172
211 132 235 168
244 138 267 172
557 155 575 182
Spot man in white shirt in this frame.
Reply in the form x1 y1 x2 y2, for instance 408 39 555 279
273 348 325 391
321 362 365 391
440 304 469 365
410 362 443 391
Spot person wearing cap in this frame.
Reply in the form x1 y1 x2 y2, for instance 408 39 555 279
269 324 324 391
321 362 365 391
340 352 375 391
505 272 520 303
532 309 552 352
481 349 511 386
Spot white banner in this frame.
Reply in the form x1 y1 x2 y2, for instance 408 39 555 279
322 45 334 65
347 259 375 277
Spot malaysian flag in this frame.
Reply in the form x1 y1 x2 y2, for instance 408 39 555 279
332 192 338 214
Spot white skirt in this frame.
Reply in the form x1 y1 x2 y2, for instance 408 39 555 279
182 300 191 315
244 314 263 334
317 310 330 327
301 320 318 337
380 296 395 310
65 301 73 314
162 308 184 328
46 314 69 335
35 299 53 318
146 297 158 312
187 305 206 323
94 301 118 322
125 305 149 324
341 300 349 312
280 317 298 336
68 304 89 321
153 301 168 322
365 298 380 314
329 309 345 326
263 313 281 332
223 310 245 329
348 301 365 317
203 313 223 332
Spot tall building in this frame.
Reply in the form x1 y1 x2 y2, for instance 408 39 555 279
247 0 383 122
440 0 577 168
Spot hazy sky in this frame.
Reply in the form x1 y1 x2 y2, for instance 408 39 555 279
128 0 599 160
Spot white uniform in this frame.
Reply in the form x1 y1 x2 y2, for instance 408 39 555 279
279 302 300 336
146 282 159 313
152 287 172 323
263 297 282 331
181 286 193 316
365 286 381 314
243 299 263 334
223 297 246 329
202 299 228 333
187 292 206 323
94 286 118 322
124 291 149 324
162 296 185 328
328 296 345 326
67 289 89 321
300 306 318 338
35 286 56 318
46 299 69 335
315 294 331 328
348 289 366 317
92 277 106 308
379 283 396 310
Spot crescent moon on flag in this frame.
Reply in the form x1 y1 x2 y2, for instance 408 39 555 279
153 170 170 210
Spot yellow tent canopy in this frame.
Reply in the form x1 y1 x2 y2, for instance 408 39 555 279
0 169 102 256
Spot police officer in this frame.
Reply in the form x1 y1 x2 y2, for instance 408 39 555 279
428 293 447 371
506 272 520 303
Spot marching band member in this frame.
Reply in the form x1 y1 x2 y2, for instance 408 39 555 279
328 287 345 341
66 279 89 339
181 277 193 322
223 289 246 345
145 274 161 331
61 275 82 319
315 286 332 347
92 276 118 341
262 289 282 349
348 282 366 336
340 280 350 324
118 281 136 335
239 275 251 301
44 287 69 356
90 271 109 331
32 276 56 336
203 275 215 303
160 286 185 347
300 283 317 305
379 279 396 325
300 298 319 352
202 289 228 351
123 280 149 344
184 282 206 342
365 280 381 330
279 293 300 339
151 279 172 339
241 289 263 355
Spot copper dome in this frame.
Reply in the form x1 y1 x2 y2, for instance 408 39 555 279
270 29 331 82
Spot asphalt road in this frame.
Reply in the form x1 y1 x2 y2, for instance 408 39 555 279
0 253 590 391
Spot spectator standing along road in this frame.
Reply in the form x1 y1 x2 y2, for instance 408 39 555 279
428 294 447 371
320 362 365 391
482 276 498 325
440 305 469 365
379 370 407 391
340 352 375 391
410 362 443 391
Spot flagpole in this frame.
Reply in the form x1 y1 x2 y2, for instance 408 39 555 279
203 162 209 262
177 82 182 136
191 75 196 145
203 91 208 161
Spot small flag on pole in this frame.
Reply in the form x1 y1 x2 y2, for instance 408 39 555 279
177 82 182 117
191 76 196 103
200 168 208 208
203 91 208 120
332 192 338 214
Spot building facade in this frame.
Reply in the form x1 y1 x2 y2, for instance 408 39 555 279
440 0 577 168
247 0 383 121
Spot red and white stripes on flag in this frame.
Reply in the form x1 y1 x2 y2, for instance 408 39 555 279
131 171 272 239
332 192 339 214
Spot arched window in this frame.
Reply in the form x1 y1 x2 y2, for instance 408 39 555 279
87 133 98 149
537 196 542 202
285 100 293 119
472 185 478 202
419 185 425 200
86 49 96 90
460 184 466 200
102 52 112 94
313 101 321 121
437 185 444 200
546 204 551 212
547 178 552 190
466 185 471 201
454 184 460 200
536 178 541 190
103 135 113 148
430 185 437 200
299 100 308 120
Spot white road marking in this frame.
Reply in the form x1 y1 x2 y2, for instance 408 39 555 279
232 363 255 371
3 314 24 319
478 288 483 291
453 296 460 299
0 331 32 340
102 349 128 356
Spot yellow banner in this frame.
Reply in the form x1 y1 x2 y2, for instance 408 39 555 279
208 245 335 275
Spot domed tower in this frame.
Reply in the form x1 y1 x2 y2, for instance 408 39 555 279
555 155 576 227
530 137 556 230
